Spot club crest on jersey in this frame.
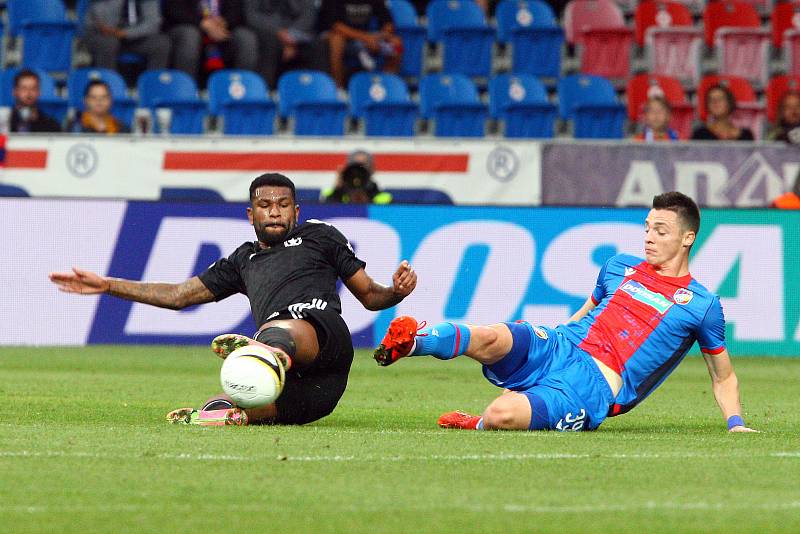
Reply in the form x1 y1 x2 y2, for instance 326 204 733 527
620 280 673 314
624 267 636 277
284 237 302 247
533 327 549 340
673 288 694 305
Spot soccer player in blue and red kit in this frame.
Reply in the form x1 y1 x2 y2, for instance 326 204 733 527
375 192 758 433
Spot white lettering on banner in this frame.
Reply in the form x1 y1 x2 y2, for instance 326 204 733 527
542 223 642 300
616 161 664 206
690 225 784 341
397 221 534 325
674 162 729 206
726 153 785 207
322 218 400 334
125 217 253 335
782 164 800 190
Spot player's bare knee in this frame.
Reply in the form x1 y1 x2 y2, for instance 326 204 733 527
467 324 512 363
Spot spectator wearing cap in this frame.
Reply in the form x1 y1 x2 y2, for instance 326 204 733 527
163 0 258 80
10 70 61 133
691 85 754 141
322 150 392 204
244 0 328 89
632 96 679 142
83 0 171 71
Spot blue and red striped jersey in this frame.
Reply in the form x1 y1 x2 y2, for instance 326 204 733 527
557 254 726 416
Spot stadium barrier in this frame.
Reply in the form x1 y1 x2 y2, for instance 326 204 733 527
3 198 798 356
2 136 799 207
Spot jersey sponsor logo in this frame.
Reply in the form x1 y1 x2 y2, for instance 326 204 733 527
287 298 328 319
673 288 693 305
284 237 303 247
624 266 636 277
533 326 549 340
619 280 673 314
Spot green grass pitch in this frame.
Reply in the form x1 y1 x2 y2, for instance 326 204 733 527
1 346 799 533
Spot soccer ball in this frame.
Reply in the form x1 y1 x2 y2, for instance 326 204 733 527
219 345 286 408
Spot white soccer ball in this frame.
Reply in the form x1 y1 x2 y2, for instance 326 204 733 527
220 345 286 408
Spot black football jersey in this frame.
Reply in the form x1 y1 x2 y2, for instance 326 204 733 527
198 219 366 326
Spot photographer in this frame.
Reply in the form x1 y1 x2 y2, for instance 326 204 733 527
322 150 392 204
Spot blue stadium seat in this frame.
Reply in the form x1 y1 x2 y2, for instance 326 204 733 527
427 1 495 77
557 74 626 139
496 0 563 78
420 73 487 137
8 0 76 72
137 70 207 134
68 68 136 128
348 72 417 137
277 70 348 136
387 0 426 77
489 73 556 138
1 67 68 124
208 70 276 135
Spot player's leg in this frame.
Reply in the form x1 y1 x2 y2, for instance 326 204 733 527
438 391 532 430
374 316 514 366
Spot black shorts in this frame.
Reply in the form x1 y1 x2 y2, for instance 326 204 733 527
269 308 354 425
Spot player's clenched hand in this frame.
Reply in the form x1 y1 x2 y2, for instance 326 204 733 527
49 267 110 295
392 260 416 298
729 425 759 433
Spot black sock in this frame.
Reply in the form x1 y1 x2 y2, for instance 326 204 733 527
254 327 297 359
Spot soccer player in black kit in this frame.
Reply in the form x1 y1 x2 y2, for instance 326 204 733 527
50 173 417 426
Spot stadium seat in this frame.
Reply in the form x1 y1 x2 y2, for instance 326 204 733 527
387 0 426 77
564 0 634 79
787 30 800 76
68 68 137 128
137 70 207 134
8 0 76 73
772 2 800 50
419 73 487 137
626 73 694 139
1 67 68 124
645 25 703 87
496 0 564 78
348 72 417 137
634 1 693 48
277 70 348 136
208 70 276 135
489 73 556 138
703 1 761 47
705 1 769 87
766 75 800 125
557 74 627 138
697 74 765 139
426 1 495 77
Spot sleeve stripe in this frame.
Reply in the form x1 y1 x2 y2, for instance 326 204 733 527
591 295 599 306
701 346 726 355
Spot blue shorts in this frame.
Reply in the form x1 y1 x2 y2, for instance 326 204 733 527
481 322 615 431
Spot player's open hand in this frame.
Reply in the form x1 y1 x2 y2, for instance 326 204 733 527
729 425 759 433
392 260 416 298
49 267 110 295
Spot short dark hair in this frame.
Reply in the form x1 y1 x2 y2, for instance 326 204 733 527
13 69 40 88
249 173 296 203
706 84 736 114
84 80 111 98
652 191 700 233
645 95 671 113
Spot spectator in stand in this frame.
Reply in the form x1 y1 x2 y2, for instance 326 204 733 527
66 81 130 134
10 70 61 133
163 0 258 81
318 0 403 88
244 0 328 89
691 85 754 141
768 91 800 144
632 96 679 142
322 150 393 204
82 0 171 71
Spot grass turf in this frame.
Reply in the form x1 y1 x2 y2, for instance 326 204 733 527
1 346 798 533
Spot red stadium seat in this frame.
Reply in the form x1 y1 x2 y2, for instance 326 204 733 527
703 1 761 47
626 73 695 139
565 0 634 79
715 27 770 87
787 30 800 76
772 1 800 49
645 26 703 87
634 1 693 47
766 75 800 124
697 74 765 138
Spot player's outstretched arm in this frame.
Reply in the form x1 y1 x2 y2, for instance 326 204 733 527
703 349 758 433
568 297 597 323
49 267 215 310
344 260 416 311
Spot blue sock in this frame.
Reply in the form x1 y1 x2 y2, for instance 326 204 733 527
411 322 471 360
